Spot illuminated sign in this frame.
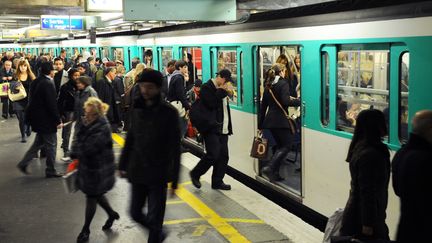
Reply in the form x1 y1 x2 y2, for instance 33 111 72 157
40 16 84 30
86 0 122 12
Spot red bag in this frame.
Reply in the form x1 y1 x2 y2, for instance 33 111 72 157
187 121 197 138
66 159 79 173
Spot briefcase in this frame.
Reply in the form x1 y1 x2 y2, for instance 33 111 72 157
62 170 78 193
250 133 268 159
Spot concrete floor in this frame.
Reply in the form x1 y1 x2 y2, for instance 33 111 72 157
0 117 293 243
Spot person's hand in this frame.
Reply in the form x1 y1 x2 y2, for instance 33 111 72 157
2 77 6 81
7 76 12 81
184 73 189 82
57 123 64 129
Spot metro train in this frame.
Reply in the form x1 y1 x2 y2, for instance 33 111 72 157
2 1 432 238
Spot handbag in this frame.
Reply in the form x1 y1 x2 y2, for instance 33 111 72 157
323 208 344 243
268 88 298 134
0 82 9 97
8 82 27 102
170 100 186 117
62 169 78 193
250 131 268 159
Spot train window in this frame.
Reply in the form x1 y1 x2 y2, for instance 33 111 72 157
113 47 123 62
321 52 330 126
159 47 172 70
217 49 238 104
182 47 202 82
101 47 109 60
399 52 409 143
337 50 390 134
145 48 154 68
240 51 244 104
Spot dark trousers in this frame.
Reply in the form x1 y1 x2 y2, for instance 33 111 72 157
18 132 57 174
15 110 30 138
61 111 74 153
191 133 229 185
1 97 13 116
130 183 167 243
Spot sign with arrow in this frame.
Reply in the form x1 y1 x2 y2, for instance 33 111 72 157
40 15 84 30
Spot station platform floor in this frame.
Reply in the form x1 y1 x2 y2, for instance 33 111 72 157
0 117 323 243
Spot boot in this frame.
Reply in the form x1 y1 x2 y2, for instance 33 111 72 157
261 148 288 182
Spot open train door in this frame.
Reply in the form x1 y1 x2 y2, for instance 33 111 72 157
254 45 303 198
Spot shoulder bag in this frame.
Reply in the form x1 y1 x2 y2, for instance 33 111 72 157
268 88 298 134
0 82 9 97
8 82 27 102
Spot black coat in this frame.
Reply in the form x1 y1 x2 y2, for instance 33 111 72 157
72 117 115 196
94 76 119 124
258 79 300 129
57 80 76 116
341 140 390 240
25 75 61 133
166 71 190 110
9 78 31 111
200 79 233 135
392 133 432 243
119 97 181 188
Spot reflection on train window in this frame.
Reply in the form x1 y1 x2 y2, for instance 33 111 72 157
113 47 123 62
337 50 390 134
159 47 171 71
399 52 409 143
182 47 202 81
321 52 330 126
142 47 153 68
101 47 109 60
217 49 238 104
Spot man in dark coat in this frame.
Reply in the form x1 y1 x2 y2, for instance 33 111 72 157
0 60 15 119
93 64 120 132
119 69 181 243
17 62 63 178
392 110 432 243
166 60 191 138
189 69 233 190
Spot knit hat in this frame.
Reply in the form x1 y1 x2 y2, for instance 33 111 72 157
136 69 163 87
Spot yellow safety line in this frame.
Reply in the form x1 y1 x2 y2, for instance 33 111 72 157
175 186 251 243
225 218 265 224
111 133 125 147
112 134 252 243
164 218 204 225
166 200 186 205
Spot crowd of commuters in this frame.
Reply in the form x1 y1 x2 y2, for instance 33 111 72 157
2 48 430 243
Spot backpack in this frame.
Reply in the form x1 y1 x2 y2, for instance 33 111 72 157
189 99 218 134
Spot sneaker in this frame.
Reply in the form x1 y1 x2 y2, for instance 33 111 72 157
61 156 72 162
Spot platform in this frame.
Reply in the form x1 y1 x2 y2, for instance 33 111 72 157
0 117 323 242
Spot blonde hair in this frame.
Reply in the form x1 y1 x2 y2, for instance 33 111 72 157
15 59 36 81
133 63 146 83
83 97 109 117
116 65 125 75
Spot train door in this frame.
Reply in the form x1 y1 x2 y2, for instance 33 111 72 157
255 45 302 197
156 47 170 72
99 47 110 61
111 47 124 63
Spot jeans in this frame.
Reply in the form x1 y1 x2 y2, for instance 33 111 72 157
18 132 58 174
15 110 30 138
61 112 74 153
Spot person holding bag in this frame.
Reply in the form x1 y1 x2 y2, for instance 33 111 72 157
258 63 301 182
9 59 36 142
71 97 118 243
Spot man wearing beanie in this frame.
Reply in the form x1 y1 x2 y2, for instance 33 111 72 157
119 69 181 243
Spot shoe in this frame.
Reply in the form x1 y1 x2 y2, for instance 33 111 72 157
9 114 14 118
39 151 46 158
21 137 27 143
17 164 29 175
77 230 90 243
2 114 7 119
190 172 201 189
61 156 71 162
211 182 231 190
25 129 31 137
45 172 64 178
102 211 120 230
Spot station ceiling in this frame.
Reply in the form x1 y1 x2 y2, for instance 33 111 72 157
0 0 335 38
